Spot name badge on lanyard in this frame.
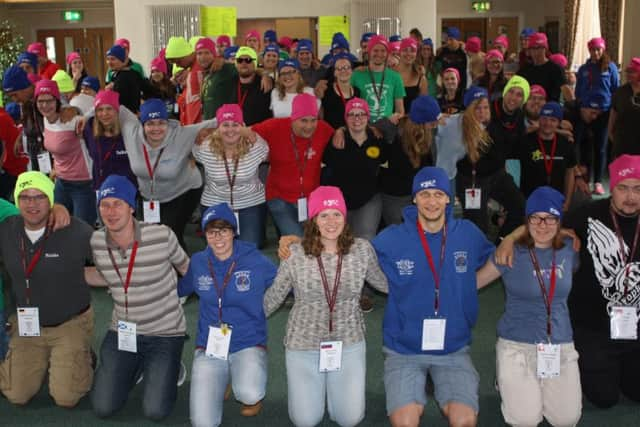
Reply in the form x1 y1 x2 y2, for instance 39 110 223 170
117 320 137 352
206 325 232 360
110 242 139 352
317 255 343 371
536 343 561 378
417 220 447 351
17 307 40 337
465 168 481 209
37 151 52 174
319 340 342 372
610 306 638 340
142 145 165 224
297 197 308 222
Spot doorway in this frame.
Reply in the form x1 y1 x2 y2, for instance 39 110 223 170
442 17 519 54
36 28 114 86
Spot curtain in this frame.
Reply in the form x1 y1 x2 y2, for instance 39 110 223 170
563 0 581 67
599 0 623 64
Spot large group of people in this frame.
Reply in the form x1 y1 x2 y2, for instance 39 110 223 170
0 22 639 427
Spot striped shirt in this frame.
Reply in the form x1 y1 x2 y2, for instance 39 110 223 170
43 115 92 181
263 238 388 350
91 219 188 336
193 139 269 209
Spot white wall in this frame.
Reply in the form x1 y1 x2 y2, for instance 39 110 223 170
5 1 114 42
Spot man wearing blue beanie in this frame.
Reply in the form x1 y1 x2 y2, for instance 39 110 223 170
87 174 190 421
372 166 494 427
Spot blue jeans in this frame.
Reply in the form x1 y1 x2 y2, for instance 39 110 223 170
54 178 96 225
267 198 303 237
201 203 267 247
190 346 267 427
91 330 185 420
286 341 366 427
0 309 7 361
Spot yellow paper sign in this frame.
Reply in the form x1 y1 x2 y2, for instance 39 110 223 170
200 7 237 37
318 16 350 46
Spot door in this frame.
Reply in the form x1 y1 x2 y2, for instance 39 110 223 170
36 28 114 86
486 17 519 54
442 17 519 53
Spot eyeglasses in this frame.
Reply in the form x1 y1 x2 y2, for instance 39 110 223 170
18 194 49 204
279 70 298 77
206 228 233 238
346 112 367 120
236 57 255 64
528 215 559 225
335 65 352 72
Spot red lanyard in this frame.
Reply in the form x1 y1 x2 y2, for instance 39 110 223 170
223 153 239 208
416 220 447 316
610 208 640 297
537 134 557 184
335 83 351 106
207 257 237 325
528 247 556 339
19 231 49 305
96 137 121 182
494 100 517 130
107 241 139 316
290 133 313 197
317 254 343 333
142 145 165 208
237 80 249 108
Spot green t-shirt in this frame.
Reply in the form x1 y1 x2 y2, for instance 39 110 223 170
0 198 19 309
351 68 406 123
201 63 238 120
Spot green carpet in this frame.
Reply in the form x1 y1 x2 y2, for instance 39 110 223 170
1 223 639 426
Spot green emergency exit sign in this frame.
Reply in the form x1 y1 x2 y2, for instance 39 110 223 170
63 10 83 22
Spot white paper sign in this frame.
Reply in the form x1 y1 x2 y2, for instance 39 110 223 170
37 152 52 174
422 318 446 351
610 306 638 340
143 200 161 223
465 188 481 209
206 326 232 360
117 320 137 353
17 307 40 337
297 197 308 222
536 343 561 378
319 340 342 372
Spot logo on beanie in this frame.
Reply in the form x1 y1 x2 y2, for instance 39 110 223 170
100 187 116 198
148 112 162 119
549 208 560 216
203 211 216 223
420 180 437 189
19 180 33 189
618 168 635 177
352 102 364 109
323 199 340 207
222 112 235 120
542 108 552 115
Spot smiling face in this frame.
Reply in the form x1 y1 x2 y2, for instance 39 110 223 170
421 44 433 60
297 50 313 68
473 98 491 124
442 71 459 91
35 94 58 120
503 87 525 112
527 213 560 247
369 44 388 66
414 188 449 225
278 66 300 91
333 58 352 83
205 223 234 260
486 57 503 76
589 46 604 62
143 119 169 145
400 46 417 65
345 107 368 133
539 116 559 136
17 188 51 230
291 116 318 139
106 55 124 71
219 120 242 145
96 105 117 127
99 197 134 234
315 208 345 242
196 48 215 69
235 55 256 77
263 52 279 70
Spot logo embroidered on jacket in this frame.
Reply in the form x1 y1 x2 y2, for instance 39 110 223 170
454 251 468 273
234 270 251 291
396 259 415 276
197 275 213 291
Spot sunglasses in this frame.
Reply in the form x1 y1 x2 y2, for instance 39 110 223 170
236 57 255 64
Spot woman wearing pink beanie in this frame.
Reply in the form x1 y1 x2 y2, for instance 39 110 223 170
265 185 388 427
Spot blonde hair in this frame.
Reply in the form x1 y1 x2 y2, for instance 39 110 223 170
276 72 305 100
461 100 492 164
399 116 433 168
205 127 251 159
93 114 122 138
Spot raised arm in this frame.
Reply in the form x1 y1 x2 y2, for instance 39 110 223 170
263 257 294 316
476 258 502 289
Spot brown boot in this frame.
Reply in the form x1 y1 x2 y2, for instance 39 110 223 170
240 400 263 417
224 383 232 401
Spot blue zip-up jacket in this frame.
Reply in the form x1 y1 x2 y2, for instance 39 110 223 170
575 60 619 110
372 205 494 355
178 240 277 353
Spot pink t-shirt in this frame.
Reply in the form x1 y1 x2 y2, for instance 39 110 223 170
43 116 92 181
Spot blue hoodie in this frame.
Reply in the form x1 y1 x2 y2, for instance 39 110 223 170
178 240 277 353
575 60 619 110
372 205 494 355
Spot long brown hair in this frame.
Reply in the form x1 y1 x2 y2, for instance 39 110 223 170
516 222 566 250
302 218 355 257
93 113 122 138
596 51 612 73
399 116 433 168
462 99 492 164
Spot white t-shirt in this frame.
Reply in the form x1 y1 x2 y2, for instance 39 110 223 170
25 227 46 243
270 86 320 118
